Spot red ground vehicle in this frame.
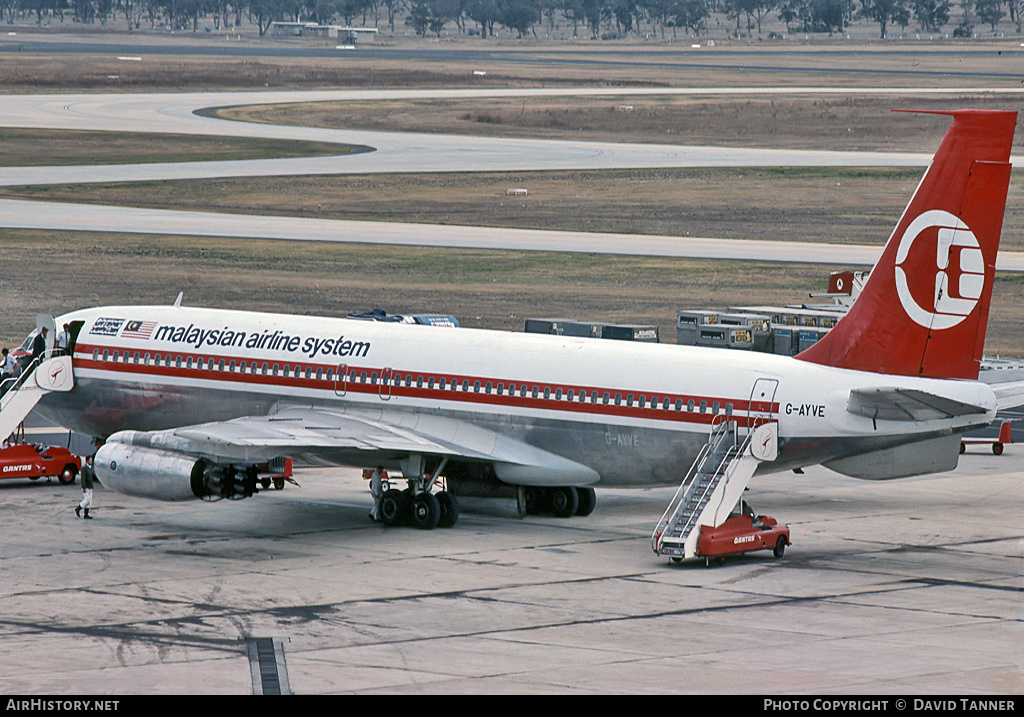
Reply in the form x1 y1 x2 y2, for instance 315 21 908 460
960 421 1013 455
697 514 791 562
0 443 82 485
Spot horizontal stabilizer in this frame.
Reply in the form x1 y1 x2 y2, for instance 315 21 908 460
990 381 1024 411
847 387 988 422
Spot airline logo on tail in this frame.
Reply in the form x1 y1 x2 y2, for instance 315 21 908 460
796 109 1016 380
895 210 984 331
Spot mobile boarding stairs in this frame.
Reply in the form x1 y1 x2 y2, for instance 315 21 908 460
652 418 778 561
0 354 74 442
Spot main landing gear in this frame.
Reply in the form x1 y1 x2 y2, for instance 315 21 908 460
524 486 597 518
376 455 459 530
379 483 459 530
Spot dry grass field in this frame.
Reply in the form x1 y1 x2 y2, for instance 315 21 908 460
1 33 1021 356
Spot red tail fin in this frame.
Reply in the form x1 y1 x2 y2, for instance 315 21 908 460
797 110 1016 380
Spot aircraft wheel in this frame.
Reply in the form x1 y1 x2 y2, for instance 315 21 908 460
773 536 788 558
575 487 597 517
436 490 459 528
380 488 408 526
523 487 547 514
549 486 578 518
960 441 966 454
410 492 441 530
993 443 1004 455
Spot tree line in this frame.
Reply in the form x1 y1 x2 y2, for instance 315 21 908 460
3 0 1021 39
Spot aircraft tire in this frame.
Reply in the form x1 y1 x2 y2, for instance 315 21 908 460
524 487 547 514
575 487 596 517
380 488 408 526
436 490 459 528
993 443 1004 455
410 492 441 530
549 486 579 518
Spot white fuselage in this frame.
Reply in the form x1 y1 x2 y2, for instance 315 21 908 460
41 305 996 486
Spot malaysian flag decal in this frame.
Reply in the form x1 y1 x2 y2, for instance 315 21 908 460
122 320 157 340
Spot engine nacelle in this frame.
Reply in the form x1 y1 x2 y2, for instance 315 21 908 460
95 443 255 502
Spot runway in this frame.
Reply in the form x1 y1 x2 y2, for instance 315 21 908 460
6 197 1024 270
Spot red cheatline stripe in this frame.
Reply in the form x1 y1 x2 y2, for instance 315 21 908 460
74 344 776 428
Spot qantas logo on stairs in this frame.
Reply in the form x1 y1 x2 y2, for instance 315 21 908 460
895 210 985 331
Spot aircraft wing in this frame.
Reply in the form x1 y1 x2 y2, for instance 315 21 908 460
106 406 599 487
847 387 990 422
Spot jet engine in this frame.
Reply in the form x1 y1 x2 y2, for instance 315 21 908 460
95 442 257 501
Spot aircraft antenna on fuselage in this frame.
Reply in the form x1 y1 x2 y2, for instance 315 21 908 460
173 292 183 308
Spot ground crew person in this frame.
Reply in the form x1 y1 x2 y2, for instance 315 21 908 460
369 465 386 522
76 455 96 519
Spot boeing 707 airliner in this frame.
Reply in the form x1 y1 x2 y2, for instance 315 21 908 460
5 110 1017 530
